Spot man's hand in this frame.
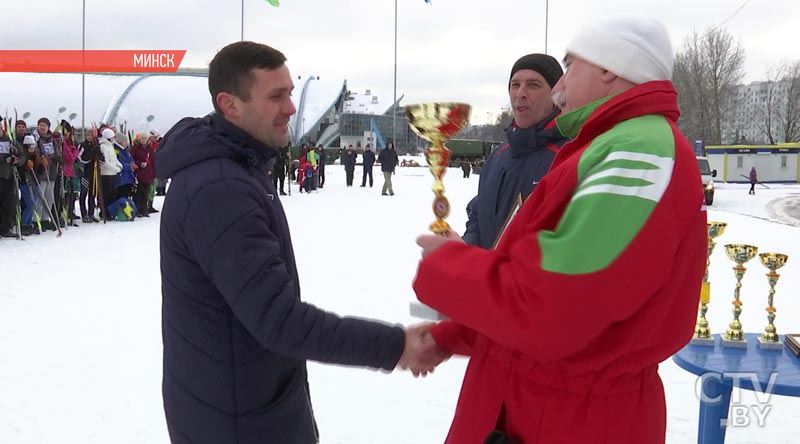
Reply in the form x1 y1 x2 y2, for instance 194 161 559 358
397 323 451 377
416 230 464 257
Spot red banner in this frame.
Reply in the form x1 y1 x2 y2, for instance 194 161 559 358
0 50 187 73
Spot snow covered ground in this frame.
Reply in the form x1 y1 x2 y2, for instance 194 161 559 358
2 160 799 444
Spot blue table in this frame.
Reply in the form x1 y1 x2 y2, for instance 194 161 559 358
673 333 800 444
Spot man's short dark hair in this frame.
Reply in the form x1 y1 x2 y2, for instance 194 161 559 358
208 41 287 114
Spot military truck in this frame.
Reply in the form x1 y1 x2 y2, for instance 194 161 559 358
444 139 500 166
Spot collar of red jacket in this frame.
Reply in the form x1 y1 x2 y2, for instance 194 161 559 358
555 80 680 143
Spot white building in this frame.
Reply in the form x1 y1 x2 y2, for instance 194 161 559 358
706 144 800 183
723 79 798 145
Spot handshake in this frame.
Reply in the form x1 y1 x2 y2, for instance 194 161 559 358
396 322 451 377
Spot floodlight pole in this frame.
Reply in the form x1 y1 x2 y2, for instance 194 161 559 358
545 0 549 53
393 0 398 151
81 0 86 140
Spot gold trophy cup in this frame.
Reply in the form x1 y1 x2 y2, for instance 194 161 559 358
722 244 759 347
406 102 471 321
406 102 472 234
757 252 789 350
691 221 727 346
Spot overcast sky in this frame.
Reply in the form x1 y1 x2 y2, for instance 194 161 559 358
2 0 797 125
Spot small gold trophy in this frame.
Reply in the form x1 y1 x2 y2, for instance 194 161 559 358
691 221 727 346
757 252 789 350
722 244 758 347
405 102 472 234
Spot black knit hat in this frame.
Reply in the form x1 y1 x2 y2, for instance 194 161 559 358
15 120 27 128
509 54 563 88
37 117 51 128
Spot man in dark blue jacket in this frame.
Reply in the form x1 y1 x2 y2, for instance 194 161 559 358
463 54 567 249
156 41 447 444
360 143 376 187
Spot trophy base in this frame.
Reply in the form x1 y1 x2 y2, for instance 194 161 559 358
721 337 748 348
757 337 784 350
690 336 717 346
409 302 446 320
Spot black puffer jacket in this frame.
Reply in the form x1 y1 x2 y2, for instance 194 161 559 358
378 147 398 172
155 113 405 444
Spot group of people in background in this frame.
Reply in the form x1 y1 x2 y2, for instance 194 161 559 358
339 141 398 195
0 116 164 239
270 142 328 194
269 141 400 196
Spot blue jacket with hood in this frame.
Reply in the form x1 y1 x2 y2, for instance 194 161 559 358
462 110 566 249
155 113 405 444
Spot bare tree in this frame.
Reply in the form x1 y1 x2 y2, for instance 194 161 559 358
777 61 800 143
703 28 746 144
756 65 782 145
673 27 745 144
674 33 708 143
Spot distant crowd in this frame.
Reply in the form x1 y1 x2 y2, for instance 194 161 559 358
0 117 166 240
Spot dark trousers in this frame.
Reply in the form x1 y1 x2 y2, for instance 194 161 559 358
117 183 135 200
310 171 318 190
318 165 325 187
155 179 167 196
100 175 117 218
749 183 756 194
64 176 79 219
273 171 285 193
345 167 355 186
135 182 152 215
53 175 63 222
80 170 97 217
361 166 373 187
0 177 17 232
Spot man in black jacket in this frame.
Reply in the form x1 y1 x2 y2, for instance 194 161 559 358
342 145 357 186
273 144 289 195
463 54 567 248
378 141 399 196
155 41 447 444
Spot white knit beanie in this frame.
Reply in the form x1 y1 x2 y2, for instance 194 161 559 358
101 128 116 141
565 15 673 85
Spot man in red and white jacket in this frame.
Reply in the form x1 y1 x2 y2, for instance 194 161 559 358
414 15 707 444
